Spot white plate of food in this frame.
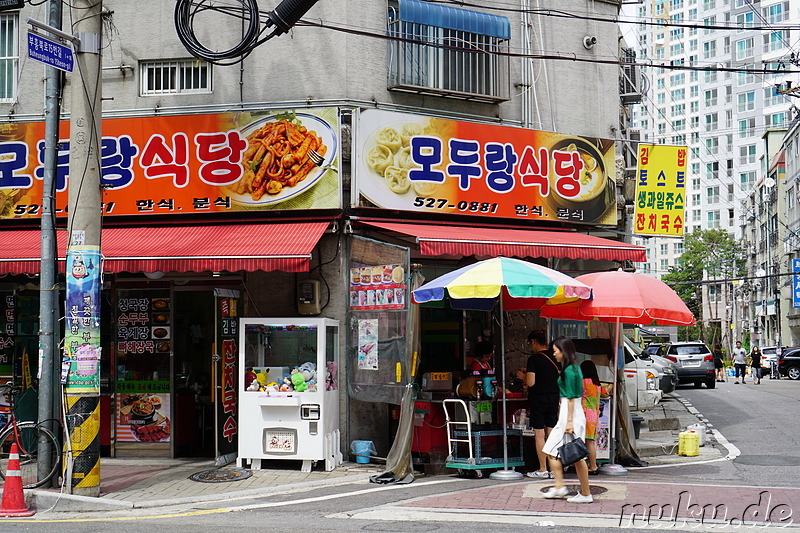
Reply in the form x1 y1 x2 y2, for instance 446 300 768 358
229 112 337 206
357 117 448 210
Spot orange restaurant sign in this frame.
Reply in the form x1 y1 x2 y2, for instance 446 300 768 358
355 109 618 225
0 108 341 218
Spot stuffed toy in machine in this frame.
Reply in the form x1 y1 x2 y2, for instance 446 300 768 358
291 371 308 392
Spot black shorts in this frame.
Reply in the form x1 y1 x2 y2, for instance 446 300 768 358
714 358 724 369
529 393 559 430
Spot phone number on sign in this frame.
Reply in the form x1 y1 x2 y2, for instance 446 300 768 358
412 197 499 213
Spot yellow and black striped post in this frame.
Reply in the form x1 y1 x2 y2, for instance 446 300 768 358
65 394 100 496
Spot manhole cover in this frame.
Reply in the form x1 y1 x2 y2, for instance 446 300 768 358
735 455 800 466
189 468 253 483
541 484 608 496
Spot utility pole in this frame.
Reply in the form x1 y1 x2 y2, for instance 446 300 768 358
37 0 62 489
64 0 103 497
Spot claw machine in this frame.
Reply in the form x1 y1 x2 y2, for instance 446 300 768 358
238 318 342 472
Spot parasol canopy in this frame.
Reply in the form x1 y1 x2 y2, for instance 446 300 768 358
539 270 695 325
411 257 593 311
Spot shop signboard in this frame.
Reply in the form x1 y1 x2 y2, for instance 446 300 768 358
63 246 101 393
349 264 406 311
793 259 800 308
0 293 13 374
215 289 240 460
354 109 617 225
0 108 341 219
633 144 688 237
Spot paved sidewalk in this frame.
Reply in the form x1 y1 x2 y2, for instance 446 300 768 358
392 480 797 528
24 391 725 515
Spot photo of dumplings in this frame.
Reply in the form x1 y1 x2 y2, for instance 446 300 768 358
384 166 410 194
366 120 443 197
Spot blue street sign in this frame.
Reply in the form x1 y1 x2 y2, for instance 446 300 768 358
793 259 800 308
27 32 74 73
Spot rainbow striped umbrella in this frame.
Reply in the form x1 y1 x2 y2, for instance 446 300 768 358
412 256 592 311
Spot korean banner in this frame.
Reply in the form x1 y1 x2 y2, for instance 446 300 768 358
0 108 341 219
633 144 688 237
64 246 101 393
354 109 617 225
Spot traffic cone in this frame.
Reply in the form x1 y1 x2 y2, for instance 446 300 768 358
0 443 35 517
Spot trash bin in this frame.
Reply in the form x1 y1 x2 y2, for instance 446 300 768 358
351 440 376 464
631 414 644 440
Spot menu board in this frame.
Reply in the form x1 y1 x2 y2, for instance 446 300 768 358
116 295 171 360
0 293 13 373
349 264 406 311
115 290 171 443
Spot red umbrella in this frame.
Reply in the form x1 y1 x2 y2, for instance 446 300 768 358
539 270 695 474
539 271 695 326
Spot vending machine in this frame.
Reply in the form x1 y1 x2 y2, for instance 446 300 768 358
237 318 342 472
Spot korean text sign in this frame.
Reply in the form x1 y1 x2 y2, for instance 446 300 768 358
0 108 341 219
633 144 688 237
355 109 617 225
793 259 800 308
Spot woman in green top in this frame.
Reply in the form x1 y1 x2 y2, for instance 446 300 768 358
540 336 592 503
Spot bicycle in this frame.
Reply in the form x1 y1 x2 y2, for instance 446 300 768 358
0 383 61 489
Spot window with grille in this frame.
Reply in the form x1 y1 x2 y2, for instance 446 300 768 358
387 0 510 102
0 13 17 102
140 59 211 96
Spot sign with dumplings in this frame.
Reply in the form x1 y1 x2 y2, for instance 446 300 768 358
354 109 617 225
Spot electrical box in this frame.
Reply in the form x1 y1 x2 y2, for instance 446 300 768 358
297 279 321 315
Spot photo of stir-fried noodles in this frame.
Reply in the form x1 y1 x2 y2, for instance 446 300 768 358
235 119 327 200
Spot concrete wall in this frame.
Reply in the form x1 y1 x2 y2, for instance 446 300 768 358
7 0 620 142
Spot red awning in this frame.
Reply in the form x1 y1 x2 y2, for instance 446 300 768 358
0 222 329 274
360 221 647 263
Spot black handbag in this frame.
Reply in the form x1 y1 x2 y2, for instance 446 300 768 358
557 432 589 466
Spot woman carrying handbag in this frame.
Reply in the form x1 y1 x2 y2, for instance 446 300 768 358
540 336 593 503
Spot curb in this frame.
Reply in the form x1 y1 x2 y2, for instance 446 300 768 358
32 472 374 513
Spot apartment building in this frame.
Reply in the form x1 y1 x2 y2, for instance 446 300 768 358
625 0 798 344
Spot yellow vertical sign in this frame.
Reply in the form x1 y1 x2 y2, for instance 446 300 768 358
633 144 688 237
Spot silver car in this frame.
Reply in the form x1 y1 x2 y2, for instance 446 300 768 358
656 341 716 389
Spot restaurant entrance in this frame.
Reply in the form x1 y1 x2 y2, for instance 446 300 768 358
172 290 215 457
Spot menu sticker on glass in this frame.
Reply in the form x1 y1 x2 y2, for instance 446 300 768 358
349 264 405 310
357 319 379 370
115 383 171 443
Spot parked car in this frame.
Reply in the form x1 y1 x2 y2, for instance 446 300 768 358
573 337 662 411
643 343 664 357
761 346 778 373
656 341 716 389
637 347 678 394
778 347 800 380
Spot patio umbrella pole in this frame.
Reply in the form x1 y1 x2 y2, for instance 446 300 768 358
599 318 628 476
490 297 522 480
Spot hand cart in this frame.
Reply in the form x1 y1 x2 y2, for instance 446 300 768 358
442 399 524 478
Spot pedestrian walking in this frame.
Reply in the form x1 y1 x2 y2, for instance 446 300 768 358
749 346 762 385
541 336 592 503
732 341 747 384
579 360 610 475
518 329 560 479
713 343 725 382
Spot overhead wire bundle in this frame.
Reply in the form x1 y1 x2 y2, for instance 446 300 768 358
174 0 320 65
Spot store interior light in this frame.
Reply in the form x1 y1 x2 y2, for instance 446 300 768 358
143 271 165 280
